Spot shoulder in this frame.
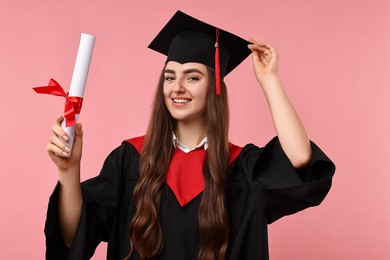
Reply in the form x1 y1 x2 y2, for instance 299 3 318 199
228 142 264 166
228 141 264 160
106 135 145 164
228 142 243 166
99 135 145 181
123 135 146 154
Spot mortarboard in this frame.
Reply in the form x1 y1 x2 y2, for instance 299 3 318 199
148 10 251 95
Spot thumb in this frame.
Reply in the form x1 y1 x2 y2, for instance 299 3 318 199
72 123 83 147
69 123 83 159
74 123 83 138
249 48 261 63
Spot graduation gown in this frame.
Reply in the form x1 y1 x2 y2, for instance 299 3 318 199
45 136 335 260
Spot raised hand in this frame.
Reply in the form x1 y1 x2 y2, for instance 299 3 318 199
247 39 279 83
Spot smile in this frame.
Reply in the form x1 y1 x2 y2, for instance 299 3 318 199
172 98 191 104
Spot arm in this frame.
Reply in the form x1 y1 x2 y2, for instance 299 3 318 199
47 115 83 247
248 39 311 169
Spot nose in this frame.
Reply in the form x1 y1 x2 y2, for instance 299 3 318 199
172 78 185 93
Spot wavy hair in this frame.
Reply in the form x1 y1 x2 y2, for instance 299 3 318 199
128 65 230 260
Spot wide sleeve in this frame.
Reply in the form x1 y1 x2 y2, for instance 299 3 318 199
44 142 138 260
241 137 335 224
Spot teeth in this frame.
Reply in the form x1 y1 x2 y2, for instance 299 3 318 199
173 99 190 103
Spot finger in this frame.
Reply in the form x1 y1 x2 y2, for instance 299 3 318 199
248 44 272 55
248 39 270 47
248 38 258 44
262 43 276 54
248 39 271 49
52 123 69 142
56 114 64 125
251 48 268 62
253 42 271 48
253 43 275 54
260 42 271 47
247 42 270 50
49 135 71 152
47 141 70 157
250 47 261 60
251 51 267 66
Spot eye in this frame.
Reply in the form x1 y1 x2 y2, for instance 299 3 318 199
188 76 199 82
164 76 175 82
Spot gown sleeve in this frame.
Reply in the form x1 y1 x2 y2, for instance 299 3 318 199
240 137 335 224
44 142 138 260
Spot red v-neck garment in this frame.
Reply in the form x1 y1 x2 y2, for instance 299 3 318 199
126 136 243 206
166 147 205 206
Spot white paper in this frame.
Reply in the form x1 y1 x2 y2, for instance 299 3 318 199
61 33 95 156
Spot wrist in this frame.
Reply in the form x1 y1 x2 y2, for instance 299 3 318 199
58 164 81 185
258 74 281 91
258 73 279 85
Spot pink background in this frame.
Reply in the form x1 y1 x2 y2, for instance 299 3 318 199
1 0 389 259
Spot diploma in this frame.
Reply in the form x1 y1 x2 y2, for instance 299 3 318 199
33 33 96 157
61 33 95 156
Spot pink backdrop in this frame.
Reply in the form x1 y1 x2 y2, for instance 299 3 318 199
1 0 389 259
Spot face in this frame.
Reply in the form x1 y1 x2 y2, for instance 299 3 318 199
163 61 209 124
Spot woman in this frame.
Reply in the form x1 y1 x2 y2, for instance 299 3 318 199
45 10 335 260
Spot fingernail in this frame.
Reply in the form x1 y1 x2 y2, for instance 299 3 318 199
62 151 68 156
64 147 71 152
63 135 69 141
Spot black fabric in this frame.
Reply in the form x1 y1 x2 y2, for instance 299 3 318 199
148 10 251 78
45 137 335 260
166 31 230 78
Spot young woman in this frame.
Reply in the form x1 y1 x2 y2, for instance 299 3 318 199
45 11 335 260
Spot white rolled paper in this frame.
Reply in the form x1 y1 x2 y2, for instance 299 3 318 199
61 33 96 157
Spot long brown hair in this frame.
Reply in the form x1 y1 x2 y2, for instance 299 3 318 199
128 65 230 260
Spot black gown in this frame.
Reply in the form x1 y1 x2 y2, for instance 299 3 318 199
45 136 335 260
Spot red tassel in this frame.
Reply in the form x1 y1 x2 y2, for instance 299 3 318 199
215 28 221 95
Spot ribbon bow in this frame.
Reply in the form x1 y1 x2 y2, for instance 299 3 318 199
33 78 83 127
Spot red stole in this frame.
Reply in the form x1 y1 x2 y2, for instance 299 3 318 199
126 136 242 207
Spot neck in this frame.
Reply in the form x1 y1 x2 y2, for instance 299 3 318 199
175 119 207 148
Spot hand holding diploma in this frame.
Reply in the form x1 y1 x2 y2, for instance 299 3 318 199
47 115 83 171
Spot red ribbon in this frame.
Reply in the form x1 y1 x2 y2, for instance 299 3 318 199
33 78 83 127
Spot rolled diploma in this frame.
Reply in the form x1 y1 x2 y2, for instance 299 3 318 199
61 33 95 156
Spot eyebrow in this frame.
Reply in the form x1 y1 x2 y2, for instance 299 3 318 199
164 68 205 75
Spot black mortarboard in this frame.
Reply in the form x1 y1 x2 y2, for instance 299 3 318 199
148 10 251 95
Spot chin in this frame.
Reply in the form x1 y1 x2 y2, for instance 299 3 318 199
169 112 190 121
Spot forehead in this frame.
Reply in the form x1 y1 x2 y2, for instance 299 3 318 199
164 61 208 73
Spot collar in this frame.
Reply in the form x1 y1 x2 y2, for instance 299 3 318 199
172 133 208 153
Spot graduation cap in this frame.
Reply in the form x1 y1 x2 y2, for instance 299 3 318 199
148 10 251 95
